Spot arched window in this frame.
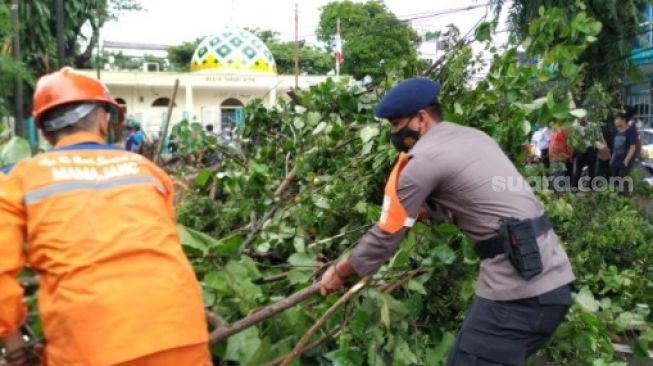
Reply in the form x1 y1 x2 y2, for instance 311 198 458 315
220 98 244 139
151 97 176 107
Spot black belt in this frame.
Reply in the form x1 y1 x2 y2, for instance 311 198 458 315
475 215 553 260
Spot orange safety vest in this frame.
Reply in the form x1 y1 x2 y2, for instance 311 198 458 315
378 152 416 234
0 132 208 366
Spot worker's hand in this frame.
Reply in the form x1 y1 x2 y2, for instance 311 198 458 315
320 260 356 296
1 331 27 366
319 265 344 296
417 207 430 222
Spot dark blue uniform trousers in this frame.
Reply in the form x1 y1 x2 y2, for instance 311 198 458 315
446 284 572 366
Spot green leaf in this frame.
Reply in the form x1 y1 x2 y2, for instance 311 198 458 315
195 168 213 188
550 102 570 120
307 111 322 126
176 224 214 255
570 108 587 118
293 236 305 253
287 268 311 284
575 286 599 313
211 235 243 259
454 102 463 115
614 311 644 332
426 332 456 365
288 252 316 268
312 121 328 135
224 327 261 364
434 224 459 236
325 347 364 366
634 335 650 358
522 120 531 136
393 338 418 365
204 271 229 292
312 195 331 209
293 117 305 130
359 125 380 143
380 297 391 329
406 279 427 295
432 244 457 265
475 21 493 42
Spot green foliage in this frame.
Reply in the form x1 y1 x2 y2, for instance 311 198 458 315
247 28 333 75
170 4 653 365
0 2 33 119
317 0 421 81
494 0 651 93
0 136 31 166
540 191 653 364
167 38 202 72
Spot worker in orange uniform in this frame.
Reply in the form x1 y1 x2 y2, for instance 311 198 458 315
0 67 211 366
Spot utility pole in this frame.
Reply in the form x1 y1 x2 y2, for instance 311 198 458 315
294 3 299 89
335 18 341 77
56 0 65 67
10 0 24 138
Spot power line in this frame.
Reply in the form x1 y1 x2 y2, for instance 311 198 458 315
396 3 491 19
399 3 491 23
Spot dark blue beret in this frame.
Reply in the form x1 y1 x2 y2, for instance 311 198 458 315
374 78 441 119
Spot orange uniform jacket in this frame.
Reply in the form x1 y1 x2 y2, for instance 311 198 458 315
0 132 208 366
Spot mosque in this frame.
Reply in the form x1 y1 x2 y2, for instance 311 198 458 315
79 27 328 137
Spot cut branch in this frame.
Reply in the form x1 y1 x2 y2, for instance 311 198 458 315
239 203 280 254
379 267 425 294
279 277 370 366
261 327 342 366
209 283 320 344
275 167 297 198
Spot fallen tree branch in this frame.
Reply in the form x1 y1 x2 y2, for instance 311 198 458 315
307 225 374 249
209 283 321 344
380 267 425 294
261 327 343 366
275 167 297 198
239 203 280 254
279 277 371 366
257 271 290 284
214 143 248 169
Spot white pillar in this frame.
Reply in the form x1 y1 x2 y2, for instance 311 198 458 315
185 82 194 122
268 86 277 107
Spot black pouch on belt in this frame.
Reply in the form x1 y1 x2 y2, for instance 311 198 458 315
500 217 543 280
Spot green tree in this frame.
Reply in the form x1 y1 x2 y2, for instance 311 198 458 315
0 0 141 132
247 28 333 75
0 3 32 120
5 0 142 73
317 0 421 81
167 38 202 72
491 0 651 94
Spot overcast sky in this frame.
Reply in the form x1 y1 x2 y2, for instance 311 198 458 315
101 0 509 47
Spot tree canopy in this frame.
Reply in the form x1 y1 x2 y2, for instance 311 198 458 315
492 0 651 94
317 0 421 81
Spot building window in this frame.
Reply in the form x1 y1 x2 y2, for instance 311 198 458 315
151 97 176 107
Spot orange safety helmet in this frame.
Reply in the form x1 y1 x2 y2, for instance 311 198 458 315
32 67 125 129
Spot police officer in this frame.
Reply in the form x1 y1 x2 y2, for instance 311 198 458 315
320 78 575 365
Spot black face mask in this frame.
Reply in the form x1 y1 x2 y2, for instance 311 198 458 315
390 125 420 152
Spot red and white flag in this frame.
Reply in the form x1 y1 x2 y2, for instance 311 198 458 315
335 31 344 65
